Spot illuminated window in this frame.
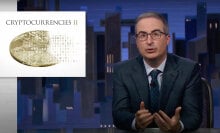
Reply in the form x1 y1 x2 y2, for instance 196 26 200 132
215 22 218 29
209 23 212 29
185 19 191 22
106 54 109 64
106 54 114 73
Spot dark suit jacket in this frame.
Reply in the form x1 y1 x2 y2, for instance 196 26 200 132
112 53 203 131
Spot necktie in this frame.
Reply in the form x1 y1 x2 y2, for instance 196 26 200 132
149 69 161 113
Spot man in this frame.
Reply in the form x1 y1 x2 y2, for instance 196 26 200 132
112 12 203 132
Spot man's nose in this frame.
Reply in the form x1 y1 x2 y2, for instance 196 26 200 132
145 34 153 44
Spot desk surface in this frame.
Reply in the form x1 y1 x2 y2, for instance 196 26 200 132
18 128 220 133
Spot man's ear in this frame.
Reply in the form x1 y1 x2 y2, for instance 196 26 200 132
166 34 171 46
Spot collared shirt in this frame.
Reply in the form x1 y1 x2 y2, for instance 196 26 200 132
143 57 166 90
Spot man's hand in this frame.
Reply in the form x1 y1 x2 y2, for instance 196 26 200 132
135 101 154 129
154 107 182 132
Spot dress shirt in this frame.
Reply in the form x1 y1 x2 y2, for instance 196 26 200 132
143 58 166 90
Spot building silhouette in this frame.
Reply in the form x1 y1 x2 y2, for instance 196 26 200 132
105 12 121 97
186 1 207 63
17 0 50 10
185 16 197 41
207 13 220 66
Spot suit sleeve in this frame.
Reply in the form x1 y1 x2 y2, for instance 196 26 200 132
112 64 135 130
181 63 203 131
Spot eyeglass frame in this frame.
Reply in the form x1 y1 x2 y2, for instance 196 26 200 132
134 30 169 41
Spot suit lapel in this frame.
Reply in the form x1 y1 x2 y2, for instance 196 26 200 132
130 56 150 108
160 54 179 110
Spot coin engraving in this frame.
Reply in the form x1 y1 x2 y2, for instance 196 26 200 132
9 30 58 67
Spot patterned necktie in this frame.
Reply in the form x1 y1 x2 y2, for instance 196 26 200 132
149 69 161 113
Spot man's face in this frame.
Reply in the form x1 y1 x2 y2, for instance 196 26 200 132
135 17 170 63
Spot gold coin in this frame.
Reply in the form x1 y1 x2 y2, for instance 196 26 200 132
9 30 58 67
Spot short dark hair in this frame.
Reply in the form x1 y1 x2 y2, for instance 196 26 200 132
135 12 169 34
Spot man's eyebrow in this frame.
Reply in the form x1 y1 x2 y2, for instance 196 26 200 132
137 31 147 34
151 29 163 32
137 29 163 34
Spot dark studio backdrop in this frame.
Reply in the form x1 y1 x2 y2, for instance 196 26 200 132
17 0 220 131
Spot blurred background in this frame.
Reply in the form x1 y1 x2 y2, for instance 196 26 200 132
17 0 220 132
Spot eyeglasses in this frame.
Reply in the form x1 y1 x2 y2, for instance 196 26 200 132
135 30 168 41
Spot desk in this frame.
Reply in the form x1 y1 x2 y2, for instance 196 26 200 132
18 128 220 133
